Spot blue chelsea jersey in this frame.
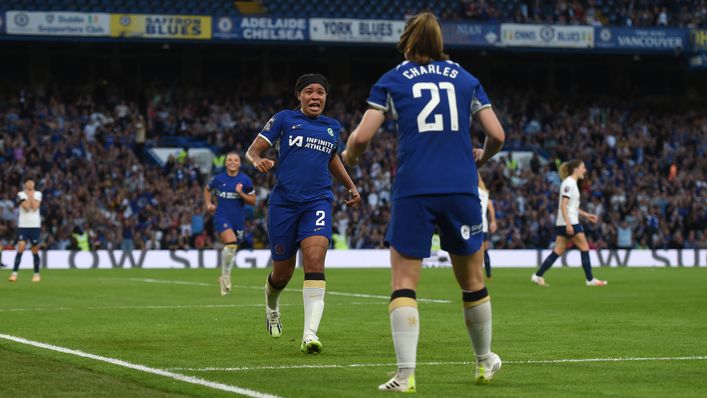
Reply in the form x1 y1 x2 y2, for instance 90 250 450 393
367 60 492 200
207 171 254 228
258 109 341 205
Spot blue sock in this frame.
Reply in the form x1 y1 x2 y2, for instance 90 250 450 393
581 251 593 281
12 252 23 272
536 251 559 277
33 252 40 273
484 250 492 277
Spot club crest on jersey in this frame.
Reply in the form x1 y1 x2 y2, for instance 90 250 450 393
564 186 570 193
327 127 334 137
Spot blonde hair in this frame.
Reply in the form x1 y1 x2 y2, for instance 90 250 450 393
559 159 583 180
397 12 449 65
478 171 488 191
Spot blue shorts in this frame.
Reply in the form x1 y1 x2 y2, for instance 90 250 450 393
17 227 40 246
555 224 584 237
213 215 245 244
267 198 332 261
482 232 488 241
386 194 483 259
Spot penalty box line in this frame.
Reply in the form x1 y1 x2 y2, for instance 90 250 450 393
170 355 707 372
0 334 284 398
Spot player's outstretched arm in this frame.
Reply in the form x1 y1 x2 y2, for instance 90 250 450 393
579 209 599 223
475 107 505 167
246 136 275 173
203 187 216 213
342 108 385 167
488 199 498 233
329 155 361 208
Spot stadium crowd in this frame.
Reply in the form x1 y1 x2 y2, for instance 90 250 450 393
451 0 707 27
0 82 704 251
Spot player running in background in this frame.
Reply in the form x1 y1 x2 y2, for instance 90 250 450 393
478 172 497 280
204 152 256 296
246 73 360 354
531 159 607 287
343 12 505 391
8 177 42 282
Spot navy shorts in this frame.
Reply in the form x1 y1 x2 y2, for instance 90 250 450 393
555 224 584 237
267 198 332 261
16 227 41 246
213 214 245 244
386 194 483 259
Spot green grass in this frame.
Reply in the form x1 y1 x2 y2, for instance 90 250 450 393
1 267 706 398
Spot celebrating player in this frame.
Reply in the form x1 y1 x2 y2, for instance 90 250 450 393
246 73 361 354
531 159 607 287
343 12 505 391
204 152 256 296
8 177 43 283
478 172 497 279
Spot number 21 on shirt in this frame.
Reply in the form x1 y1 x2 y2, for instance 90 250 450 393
413 82 458 133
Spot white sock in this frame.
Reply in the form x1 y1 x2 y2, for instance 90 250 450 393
389 299 419 371
265 275 283 311
221 245 236 276
303 280 326 338
464 300 493 360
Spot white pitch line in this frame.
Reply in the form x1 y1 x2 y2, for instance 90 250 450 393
129 278 212 286
170 355 707 372
128 278 451 304
0 301 387 313
232 285 451 304
0 334 284 398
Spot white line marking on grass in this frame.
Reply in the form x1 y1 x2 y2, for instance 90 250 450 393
0 334 284 398
0 301 386 313
232 285 451 304
170 355 707 372
130 278 212 286
505 356 707 364
128 278 451 304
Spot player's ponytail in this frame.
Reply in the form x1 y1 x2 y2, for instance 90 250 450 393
559 159 583 180
397 12 449 65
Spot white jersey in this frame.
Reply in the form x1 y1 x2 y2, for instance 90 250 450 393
479 187 490 233
17 191 42 228
556 177 580 226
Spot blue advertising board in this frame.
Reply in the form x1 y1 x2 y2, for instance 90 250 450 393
441 22 499 47
595 27 687 53
213 16 308 41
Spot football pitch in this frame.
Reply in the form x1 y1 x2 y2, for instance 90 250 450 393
1 267 706 398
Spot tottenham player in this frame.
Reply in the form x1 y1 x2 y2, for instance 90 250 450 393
8 177 42 282
204 152 256 296
343 12 505 391
478 172 497 279
246 73 360 354
531 159 607 287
